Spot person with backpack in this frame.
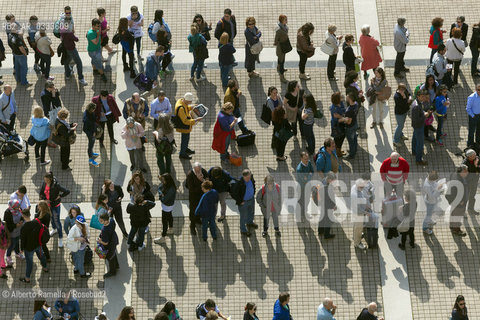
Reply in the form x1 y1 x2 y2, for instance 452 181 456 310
428 17 446 63
231 169 257 237
97 212 119 278
67 215 91 278
39 171 70 247
175 93 203 159
114 17 137 79
153 113 175 175
0 216 10 279
19 209 49 283
154 173 177 245
214 9 237 44
3 199 25 267
208 166 234 222
195 181 219 241
273 293 291 320
127 195 155 251
83 102 100 167
316 137 341 178
34 201 51 263
87 18 107 83
256 174 282 237
127 6 144 61
151 10 172 44
188 24 208 82
197 299 228 320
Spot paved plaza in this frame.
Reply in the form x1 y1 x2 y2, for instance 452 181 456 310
0 0 480 319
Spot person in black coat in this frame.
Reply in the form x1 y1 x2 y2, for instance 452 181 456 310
102 179 128 237
54 108 77 171
83 102 99 167
243 303 259 320
97 212 119 278
126 195 155 251
39 172 70 247
214 9 237 44
342 34 356 73
154 173 177 245
449 16 468 43
208 166 234 222
40 81 62 121
272 107 292 161
231 169 257 236
356 302 382 320
185 163 207 234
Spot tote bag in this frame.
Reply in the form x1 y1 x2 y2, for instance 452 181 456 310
90 214 103 230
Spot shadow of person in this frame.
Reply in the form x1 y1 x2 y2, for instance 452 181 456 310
238 231 267 299
297 225 326 280
453 225 479 291
424 233 459 289
265 236 293 292
163 237 188 296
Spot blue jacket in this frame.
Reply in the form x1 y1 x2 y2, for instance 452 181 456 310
296 160 314 185
54 298 80 320
34 308 52 320
30 116 51 142
272 300 290 320
195 189 219 218
207 168 234 193
158 185 177 206
145 51 164 81
316 146 341 173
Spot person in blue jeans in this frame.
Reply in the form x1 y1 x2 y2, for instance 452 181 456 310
19 209 48 283
60 26 88 86
343 93 359 160
393 83 411 146
434 84 449 145
195 181 219 241
87 18 107 82
466 83 480 147
218 32 236 88
9 26 29 86
411 90 431 165
231 169 257 237
126 195 155 251
188 24 207 81
82 103 100 167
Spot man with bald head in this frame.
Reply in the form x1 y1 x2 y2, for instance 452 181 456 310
380 151 409 199
317 297 336 320
0 85 17 131
357 302 384 320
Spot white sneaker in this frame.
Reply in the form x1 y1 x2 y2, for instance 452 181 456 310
154 237 166 245
15 253 25 260
167 228 174 235
137 242 146 251
40 160 51 166
299 73 311 80
355 243 366 250
79 79 88 86
50 229 58 236
58 239 64 248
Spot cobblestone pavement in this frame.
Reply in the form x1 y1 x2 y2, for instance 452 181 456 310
377 0 480 46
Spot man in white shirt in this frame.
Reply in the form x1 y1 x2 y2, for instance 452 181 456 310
10 185 31 211
150 90 172 129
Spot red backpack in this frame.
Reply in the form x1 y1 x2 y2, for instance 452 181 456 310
35 218 50 246
261 184 280 196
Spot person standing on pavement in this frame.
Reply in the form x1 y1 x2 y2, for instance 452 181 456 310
3 199 24 267
272 293 291 320
188 24 208 82
92 90 121 146
31 107 51 166
380 152 409 199
301 93 317 155
466 83 480 147
272 107 292 162
40 81 61 149
342 93 359 160
434 84 449 146
195 181 220 241
150 90 172 129
283 80 304 140
324 24 342 81
469 21 480 77
212 102 237 163
411 89 430 165
153 113 175 175
462 149 480 216
34 26 54 81
369 67 388 129
97 7 114 57
214 9 237 45
317 297 336 320
274 15 290 83
451 295 469 320
224 79 251 135
185 162 207 235
428 17 445 63
422 170 444 235
393 18 409 78
97 212 119 278
121 117 145 173
447 165 468 237
218 32 236 89
208 166 234 222
10 185 31 212
256 174 282 238
102 180 128 238
449 16 468 44
153 173 177 245
60 11 87 86
342 34 356 73
67 215 91 278
316 138 341 178
244 17 261 78
146 45 171 84
39 171 70 247
356 302 384 320
432 44 451 89
175 92 202 159
8 25 30 86
393 83 411 147
312 172 337 240
123 92 149 130
231 169 257 237
330 92 346 157
19 209 49 283
351 179 368 250
127 6 144 61
0 85 17 132
398 189 416 250
359 24 382 80
296 23 315 80
445 27 465 87
83 103 100 167
87 18 107 83
115 17 136 79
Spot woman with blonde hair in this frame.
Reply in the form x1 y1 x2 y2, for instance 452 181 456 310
187 23 207 82
153 113 175 175
35 200 51 262
30 106 51 165
54 107 77 171
218 32 236 88
212 102 237 162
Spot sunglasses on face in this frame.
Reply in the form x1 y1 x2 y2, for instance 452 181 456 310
459 303 465 306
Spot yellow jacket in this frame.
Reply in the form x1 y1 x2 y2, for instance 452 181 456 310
224 87 240 108
174 99 196 133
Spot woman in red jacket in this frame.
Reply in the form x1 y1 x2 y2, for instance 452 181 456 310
359 25 382 80
428 17 446 63
212 102 237 162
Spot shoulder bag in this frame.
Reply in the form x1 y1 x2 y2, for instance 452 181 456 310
260 103 272 125
279 39 292 54
320 41 335 55
250 41 263 55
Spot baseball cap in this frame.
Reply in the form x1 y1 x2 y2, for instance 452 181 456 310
184 92 194 102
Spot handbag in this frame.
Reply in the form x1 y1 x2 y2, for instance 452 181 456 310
27 135 36 146
377 86 392 101
276 127 294 143
320 41 335 55
229 153 243 166
313 109 323 119
95 243 108 259
49 46 55 57
112 33 121 45
397 217 410 233
261 104 272 125
48 107 61 126
425 114 434 126
250 41 263 55
279 39 292 54
95 126 104 139
89 214 103 230
194 43 209 60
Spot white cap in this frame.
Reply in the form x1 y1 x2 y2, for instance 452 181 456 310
184 92 194 102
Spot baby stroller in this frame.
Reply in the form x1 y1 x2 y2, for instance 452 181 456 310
0 123 29 162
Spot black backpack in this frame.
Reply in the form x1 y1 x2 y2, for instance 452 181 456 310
196 303 207 319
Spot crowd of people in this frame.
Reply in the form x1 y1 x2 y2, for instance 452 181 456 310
0 5 478 320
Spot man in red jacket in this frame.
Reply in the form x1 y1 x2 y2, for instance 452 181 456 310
92 90 122 146
380 152 409 199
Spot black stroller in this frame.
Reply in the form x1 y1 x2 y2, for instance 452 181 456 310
0 123 29 162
